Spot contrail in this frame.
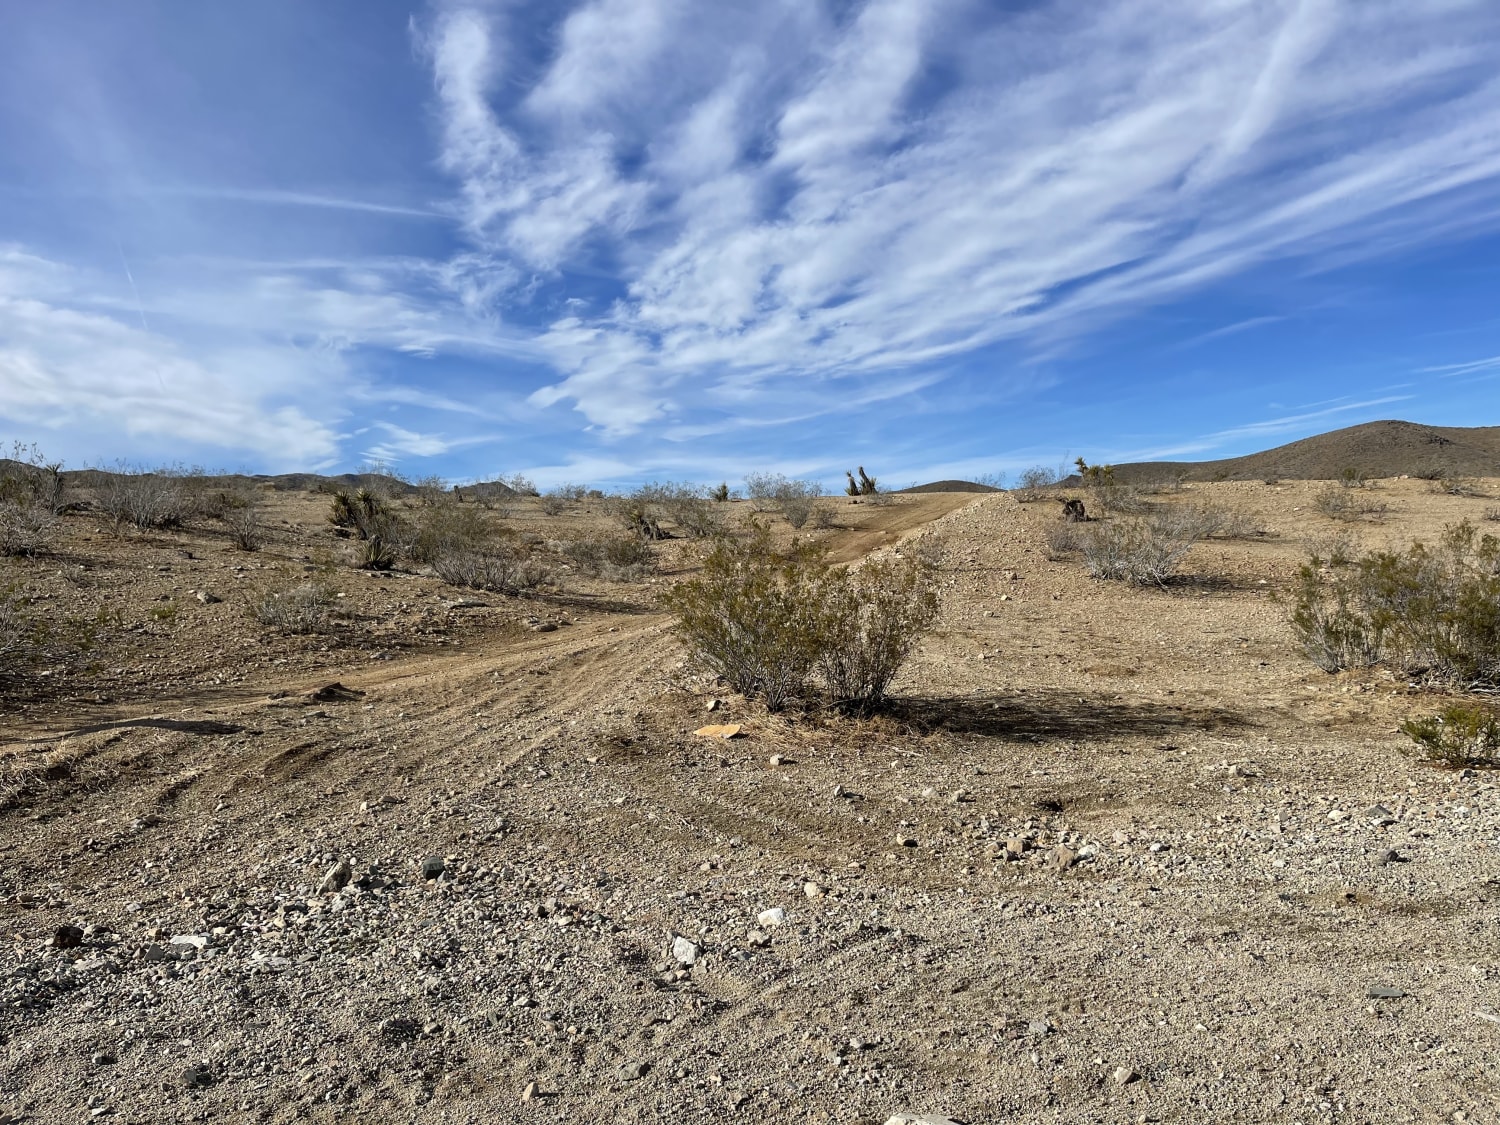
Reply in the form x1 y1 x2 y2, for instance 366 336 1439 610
116 242 150 333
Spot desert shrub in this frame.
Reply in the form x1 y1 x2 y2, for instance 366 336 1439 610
1430 476 1488 498
1014 465 1059 502
495 472 538 497
412 474 449 507
843 467 878 496
1289 520 1500 688
357 535 397 571
98 466 190 530
539 490 572 516
1338 466 1369 489
646 483 725 539
1092 483 1152 515
562 535 656 581
1078 510 1204 586
744 472 785 512
1304 530 1358 568
1486 507 1500 523
432 544 549 594
0 442 66 514
1043 521 1082 560
0 502 55 557
222 498 264 551
328 488 407 551
409 503 492 564
663 527 938 712
1314 485 1387 522
811 502 838 529
1400 703 1499 768
711 482 731 503
813 556 939 712
253 583 333 634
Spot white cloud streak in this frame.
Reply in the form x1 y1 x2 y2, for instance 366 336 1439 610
423 0 1500 432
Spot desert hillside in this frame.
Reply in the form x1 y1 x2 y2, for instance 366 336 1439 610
2 475 1498 1124
1101 419 1500 483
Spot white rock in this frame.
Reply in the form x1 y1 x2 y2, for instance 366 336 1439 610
672 937 700 965
757 907 785 928
884 1115 962 1125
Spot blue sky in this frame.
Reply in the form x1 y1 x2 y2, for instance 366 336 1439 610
2 0 1499 490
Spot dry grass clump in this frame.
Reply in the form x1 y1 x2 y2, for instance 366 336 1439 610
1013 465 1061 503
663 526 938 713
98 466 195 530
218 493 264 551
1290 520 1500 688
561 535 656 581
0 502 55 557
253 583 334 634
744 473 823 528
1401 703 1499 768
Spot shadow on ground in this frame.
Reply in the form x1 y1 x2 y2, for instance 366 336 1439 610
892 689 1251 741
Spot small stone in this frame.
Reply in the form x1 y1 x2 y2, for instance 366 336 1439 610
1005 838 1027 858
949 788 970 804
1112 1066 1139 1086
747 929 770 948
420 855 445 881
695 724 743 739
92 1053 116 1066
895 835 917 848
769 754 786 767
1026 1018 1052 1038
1366 985 1406 1000
182 1063 214 1089
1327 809 1349 823
672 936 700 965
1364 804 1397 825
51 924 85 949
920 787 937 799
1048 845 1078 872
706 698 722 712
616 1060 649 1082
883 1115 962 1125
521 1081 537 1102
757 908 785 928
1377 848 1402 866
803 881 824 898
319 859 352 894
195 591 222 604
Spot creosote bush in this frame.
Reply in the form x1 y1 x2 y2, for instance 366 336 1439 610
663 526 938 713
253 584 333 634
1400 703 1499 768
1078 509 1205 587
98 466 192 530
1290 520 1500 689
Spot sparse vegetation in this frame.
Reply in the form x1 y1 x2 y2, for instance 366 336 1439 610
220 492 265 551
432 543 550 594
1400 703 1499 768
0 500 55 557
409 503 493 564
1077 507 1212 587
844 467 878 496
98 465 193 530
1314 485 1387 522
1014 465 1060 502
663 526 938 712
1290 520 1500 688
253 583 333 634
561 535 656 581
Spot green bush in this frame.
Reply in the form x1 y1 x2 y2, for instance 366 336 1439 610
562 535 655 580
409 503 492 564
1290 520 1500 688
1400 704 1499 768
663 526 938 712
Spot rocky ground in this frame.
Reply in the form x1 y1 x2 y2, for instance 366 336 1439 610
1 479 1498 1124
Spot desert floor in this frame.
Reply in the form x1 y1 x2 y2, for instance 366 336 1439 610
1 478 1496 1124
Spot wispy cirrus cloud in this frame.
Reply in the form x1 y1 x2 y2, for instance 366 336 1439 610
422 0 1500 434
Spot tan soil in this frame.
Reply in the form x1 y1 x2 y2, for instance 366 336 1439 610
1 479 1498 1124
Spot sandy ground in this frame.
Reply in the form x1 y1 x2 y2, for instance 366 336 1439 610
1 478 1497 1124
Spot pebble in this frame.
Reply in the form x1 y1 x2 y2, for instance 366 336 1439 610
747 929 770 947
616 1061 649 1082
1377 848 1403 866
182 1063 214 1089
521 1081 537 1102
1048 845 1078 872
672 937 700 965
1112 1066 1139 1086
1367 985 1406 1000
804 881 824 898
420 855 445 881
1027 1018 1052 1038
757 908 785 928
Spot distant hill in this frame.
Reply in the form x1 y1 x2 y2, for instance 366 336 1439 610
0 462 523 498
1101 420 1500 484
898 480 1003 494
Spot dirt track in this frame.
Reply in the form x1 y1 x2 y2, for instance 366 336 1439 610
2 482 1498 1124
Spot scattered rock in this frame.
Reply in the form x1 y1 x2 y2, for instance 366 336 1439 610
769 754 786 766
1048 845 1078 872
695 724 744 739
319 859 353 894
895 835 917 848
1112 1066 1139 1086
1367 985 1406 1000
420 855 445 881
182 1063 214 1089
672 936 700 965
50 924 84 949
884 1115 962 1125
757 908 785 928
194 591 222 604
616 1060 649 1082
803 881 824 898
1377 848 1403 866
706 698 722 712
1365 804 1397 825
521 1081 538 1103
1026 1018 1052 1038
747 929 770 948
